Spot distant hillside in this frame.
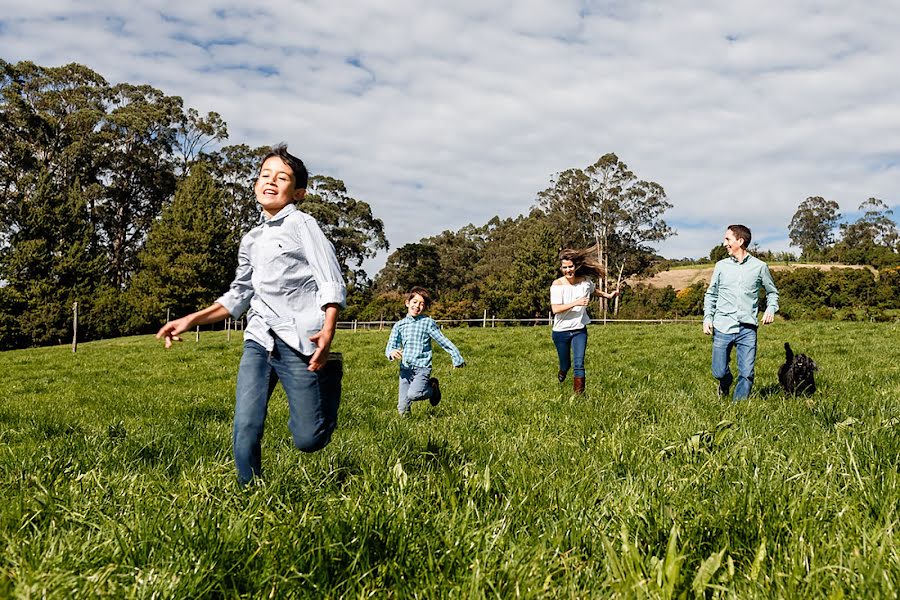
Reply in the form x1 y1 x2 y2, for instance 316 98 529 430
628 263 876 291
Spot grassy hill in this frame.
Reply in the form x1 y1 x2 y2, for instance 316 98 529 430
629 263 877 291
1 323 899 597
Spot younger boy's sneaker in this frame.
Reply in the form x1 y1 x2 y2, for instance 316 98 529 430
429 377 442 406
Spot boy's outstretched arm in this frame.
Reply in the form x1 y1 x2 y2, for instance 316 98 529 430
157 303 231 348
428 320 465 367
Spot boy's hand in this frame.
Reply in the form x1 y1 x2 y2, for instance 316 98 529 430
703 322 713 335
156 316 192 349
390 350 403 361
308 329 334 371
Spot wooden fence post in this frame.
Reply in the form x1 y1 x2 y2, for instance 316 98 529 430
72 302 78 353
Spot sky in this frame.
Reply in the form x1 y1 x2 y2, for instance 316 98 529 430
3 1 899 274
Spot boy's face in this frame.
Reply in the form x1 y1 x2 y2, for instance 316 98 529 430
255 156 305 218
406 294 426 317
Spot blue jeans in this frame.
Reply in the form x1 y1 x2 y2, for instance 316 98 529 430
711 325 757 401
397 365 433 414
233 338 342 485
552 328 588 378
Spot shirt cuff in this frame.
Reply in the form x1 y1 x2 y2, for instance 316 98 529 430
215 293 247 318
316 282 347 309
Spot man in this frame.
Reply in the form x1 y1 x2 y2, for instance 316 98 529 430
703 224 779 400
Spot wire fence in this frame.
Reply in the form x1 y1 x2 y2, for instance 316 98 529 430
336 316 703 331
149 314 703 349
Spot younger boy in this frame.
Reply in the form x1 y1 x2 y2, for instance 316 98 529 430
385 287 465 415
157 144 346 485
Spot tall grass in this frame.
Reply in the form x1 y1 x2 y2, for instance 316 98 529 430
1 322 899 597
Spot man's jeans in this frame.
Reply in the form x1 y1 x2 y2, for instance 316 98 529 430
711 325 757 401
397 365 434 415
552 327 588 378
233 338 342 485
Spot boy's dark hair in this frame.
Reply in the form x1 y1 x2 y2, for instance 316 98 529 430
727 224 752 249
261 143 308 189
406 286 432 308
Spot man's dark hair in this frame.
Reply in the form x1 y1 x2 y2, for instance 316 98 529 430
727 224 752 249
260 143 308 189
406 286 432 308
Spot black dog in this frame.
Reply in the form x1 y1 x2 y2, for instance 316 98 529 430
778 342 817 395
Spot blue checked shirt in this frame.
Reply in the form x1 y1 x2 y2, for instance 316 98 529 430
703 254 779 334
216 203 346 356
385 315 465 368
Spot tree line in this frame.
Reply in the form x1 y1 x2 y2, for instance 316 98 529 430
0 60 386 350
2 60 898 349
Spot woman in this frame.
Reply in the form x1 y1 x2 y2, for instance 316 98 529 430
550 246 619 394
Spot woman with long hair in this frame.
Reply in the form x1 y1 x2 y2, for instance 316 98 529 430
550 246 619 394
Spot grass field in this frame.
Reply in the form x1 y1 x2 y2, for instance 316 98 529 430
1 322 899 598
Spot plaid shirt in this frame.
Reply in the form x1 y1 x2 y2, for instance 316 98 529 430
385 315 465 368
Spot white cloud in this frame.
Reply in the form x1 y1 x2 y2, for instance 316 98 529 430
3 1 899 270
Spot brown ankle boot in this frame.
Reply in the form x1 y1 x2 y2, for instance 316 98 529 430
574 376 585 394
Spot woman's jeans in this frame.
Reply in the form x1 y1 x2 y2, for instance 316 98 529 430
233 338 342 485
711 325 757 401
552 327 588 378
397 365 434 414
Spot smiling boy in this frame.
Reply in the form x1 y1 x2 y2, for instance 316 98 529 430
157 144 346 485
385 287 465 415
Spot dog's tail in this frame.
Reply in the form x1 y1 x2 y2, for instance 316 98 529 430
784 342 794 362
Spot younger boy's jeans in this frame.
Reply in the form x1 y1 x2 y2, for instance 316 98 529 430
397 365 434 415
233 338 342 485
711 325 757 401
552 327 588 378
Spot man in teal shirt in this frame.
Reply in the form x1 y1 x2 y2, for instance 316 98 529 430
703 224 779 400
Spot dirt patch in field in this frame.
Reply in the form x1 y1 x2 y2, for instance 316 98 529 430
626 263 875 291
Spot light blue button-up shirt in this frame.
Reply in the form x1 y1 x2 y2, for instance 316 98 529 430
216 203 346 356
703 254 779 334
386 315 465 368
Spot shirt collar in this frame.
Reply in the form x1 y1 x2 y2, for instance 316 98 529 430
729 253 751 265
263 203 298 224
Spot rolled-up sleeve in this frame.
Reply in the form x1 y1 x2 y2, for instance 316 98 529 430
215 238 255 317
297 215 347 309
761 264 779 315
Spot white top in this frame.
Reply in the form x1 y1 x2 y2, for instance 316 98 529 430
550 279 595 332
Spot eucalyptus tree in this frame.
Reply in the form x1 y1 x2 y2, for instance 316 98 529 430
788 196 841 259
302 174 389 282
537 152 674 279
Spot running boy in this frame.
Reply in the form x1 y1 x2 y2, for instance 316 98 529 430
385 287 465 415
157 144 346 485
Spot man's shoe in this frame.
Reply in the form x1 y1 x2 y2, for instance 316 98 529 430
429 377 442 406
558 370 567 383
